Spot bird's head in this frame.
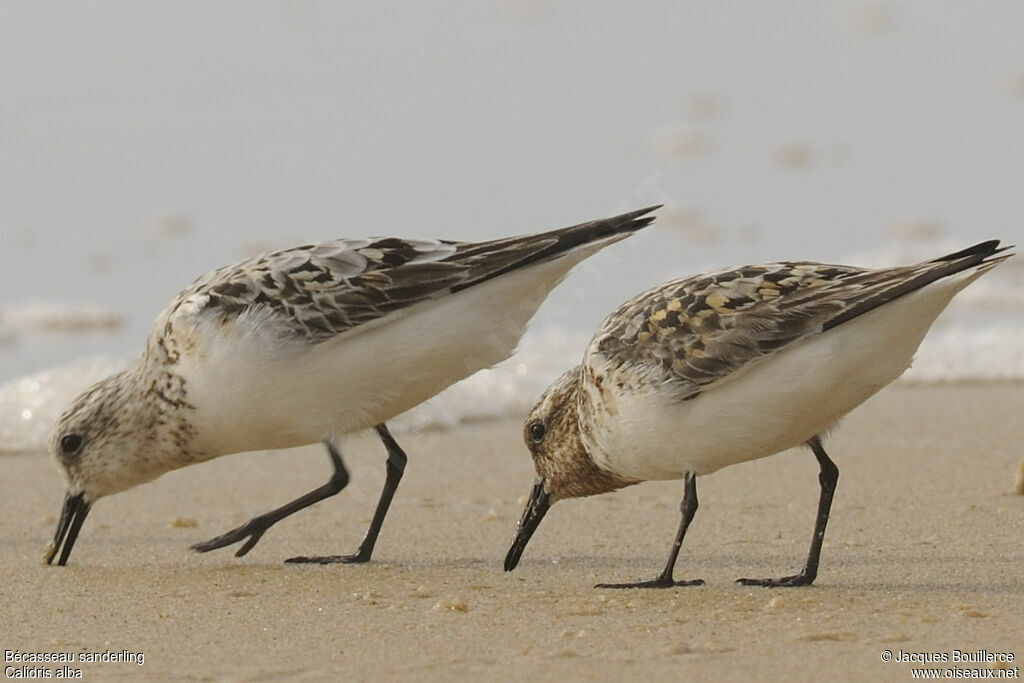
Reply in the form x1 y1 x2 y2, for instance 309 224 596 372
504 367 633 572
45 370 174 566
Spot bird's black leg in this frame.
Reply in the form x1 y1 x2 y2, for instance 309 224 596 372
192 439 350 557
597 471 704 589
737 436 839 587
286 423 407 564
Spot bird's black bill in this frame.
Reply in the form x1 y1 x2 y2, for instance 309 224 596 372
504 478 551 572
45 491 91 566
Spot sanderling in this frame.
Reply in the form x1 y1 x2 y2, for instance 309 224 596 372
44 206 658 566
504 240 1013 588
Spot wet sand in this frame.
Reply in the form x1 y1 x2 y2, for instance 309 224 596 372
2 383 1023 681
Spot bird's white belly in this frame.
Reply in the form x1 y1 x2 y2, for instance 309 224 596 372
591 273 974 480
180 251 596 457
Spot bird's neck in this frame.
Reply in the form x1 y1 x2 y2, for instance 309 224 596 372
552 378 638 499
128 352 203 469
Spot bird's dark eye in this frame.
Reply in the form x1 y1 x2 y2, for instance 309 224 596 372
528 421 546 443
60 434 84 456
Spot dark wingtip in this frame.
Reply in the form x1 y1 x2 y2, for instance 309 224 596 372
447 206 660 294
930 240 1009 263
619 204 662 220
617 204 661 231
562 205 661 244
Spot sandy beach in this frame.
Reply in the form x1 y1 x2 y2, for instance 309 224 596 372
2 382 1022 681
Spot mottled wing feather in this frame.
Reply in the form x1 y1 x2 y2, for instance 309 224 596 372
159 208 659 344
151 206 657 346
590 252 996 400
164 238 477 342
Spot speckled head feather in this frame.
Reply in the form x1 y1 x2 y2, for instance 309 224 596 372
523 367 637 500
50 364 198 502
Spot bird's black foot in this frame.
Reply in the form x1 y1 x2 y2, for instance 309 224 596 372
284 552 370 565
191 519 271 557
736 572 815 588
596 577 704 589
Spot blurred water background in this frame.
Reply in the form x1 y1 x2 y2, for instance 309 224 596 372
2 2 1022 451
